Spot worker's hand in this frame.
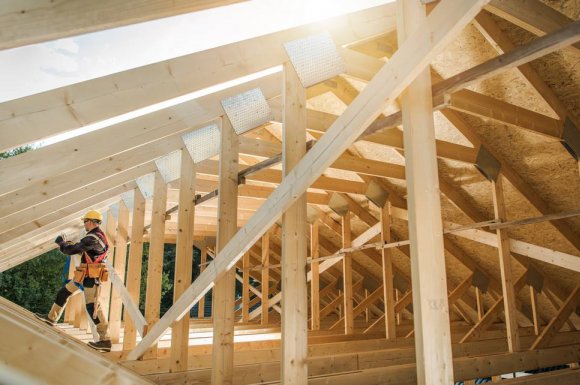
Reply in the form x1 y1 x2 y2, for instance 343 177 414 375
54 235 65 245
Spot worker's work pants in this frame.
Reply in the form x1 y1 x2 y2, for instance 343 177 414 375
48 280 110 341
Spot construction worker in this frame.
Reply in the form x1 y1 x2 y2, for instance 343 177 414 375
35 210 112 352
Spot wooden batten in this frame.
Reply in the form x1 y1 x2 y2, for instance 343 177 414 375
122 189 146 353
109 200 130 343
211 118 239 385
169 149 196 372
143 171 168 359
310 220 321 331
342 212 354 335
491 175 521 352
261 232 270 326
281 60 308 384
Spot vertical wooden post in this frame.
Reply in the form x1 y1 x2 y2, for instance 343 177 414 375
198 247 207 319
491 175 521 352
342 212 354 335
261 232 270 326
100 210 116 325
310 220 320 331
170 149 196 372
143 171 168 359
64 257 78 323
380 201 396 339
242 251 250 323
397 1 454 384
109 200 129 343
476 288 484 321
281 60 308 384
211 118 238 385
122 189 145 352
530 286 540 335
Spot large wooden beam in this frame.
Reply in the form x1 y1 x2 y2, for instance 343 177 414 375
211 119 238 385
380 201 396 340
108 200 130 343
280 60 308 384
123 189 146 352
310 220 321 331
143 171 168 359
261 232 270 326
126 0 489 360
169 149 196 372
396 1 454 384
0 298 152 385
341 212 354 335
0 0 244 50
0 5 395 152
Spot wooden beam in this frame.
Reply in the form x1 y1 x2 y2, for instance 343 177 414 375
169 149 196 372
341 212 354 335
122 189 146 353
310 220 321 331
143 171 168 359
0 298 151 385
530 285 580 350
211 118 238 385
380 201 396 340
432 20 580 99
485 0 580 49
198 247 208 319
0 5 395 152
126 0 489 360
261 232 270 326
0 0 245 50
108 200 130 343
242 251 250 323
281 60 308 384
492 175 521 352
396 1 455 384
449 224 580 273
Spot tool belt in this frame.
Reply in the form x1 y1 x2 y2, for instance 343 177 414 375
73 263 109 284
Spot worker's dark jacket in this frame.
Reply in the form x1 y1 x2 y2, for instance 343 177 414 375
59 227 109 264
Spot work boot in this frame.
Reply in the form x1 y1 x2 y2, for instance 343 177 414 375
34 313 56 326
88 340 112 352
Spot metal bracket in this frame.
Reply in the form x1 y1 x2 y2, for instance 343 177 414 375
182 123 221 164
365 180 390 208
221 88 271 135
526 266 544 293
474 145 501 181
561 117 580 160
328 193 349 217
136 173 156 200
155 150 182 183
471 269 489 293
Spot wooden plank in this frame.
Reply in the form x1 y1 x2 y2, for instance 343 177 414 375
281 60 308 384
342 212 354 335
261 232 270 326
0 71 278 196
0 299 153 385
0 5 396 151
198 247 208 319
530 286 540 336
449 224 580 273
486 0 580 49
242 251 250 323
492 176 521 352
396 1 456 384
143 171 168 359
0 0 244 50
211 119 238 385
310 220 320 331
126 0 489 360
108 200 130 343
380 201 396 340
169 149 196 372
530 285 580 350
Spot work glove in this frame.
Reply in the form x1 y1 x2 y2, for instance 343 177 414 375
54 234 66 245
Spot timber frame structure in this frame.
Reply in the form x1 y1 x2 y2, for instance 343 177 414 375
1 1 579 384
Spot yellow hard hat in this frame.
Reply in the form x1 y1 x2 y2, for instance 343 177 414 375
82 210 103 222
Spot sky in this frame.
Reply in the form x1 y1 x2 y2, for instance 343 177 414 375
0 0 391 103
